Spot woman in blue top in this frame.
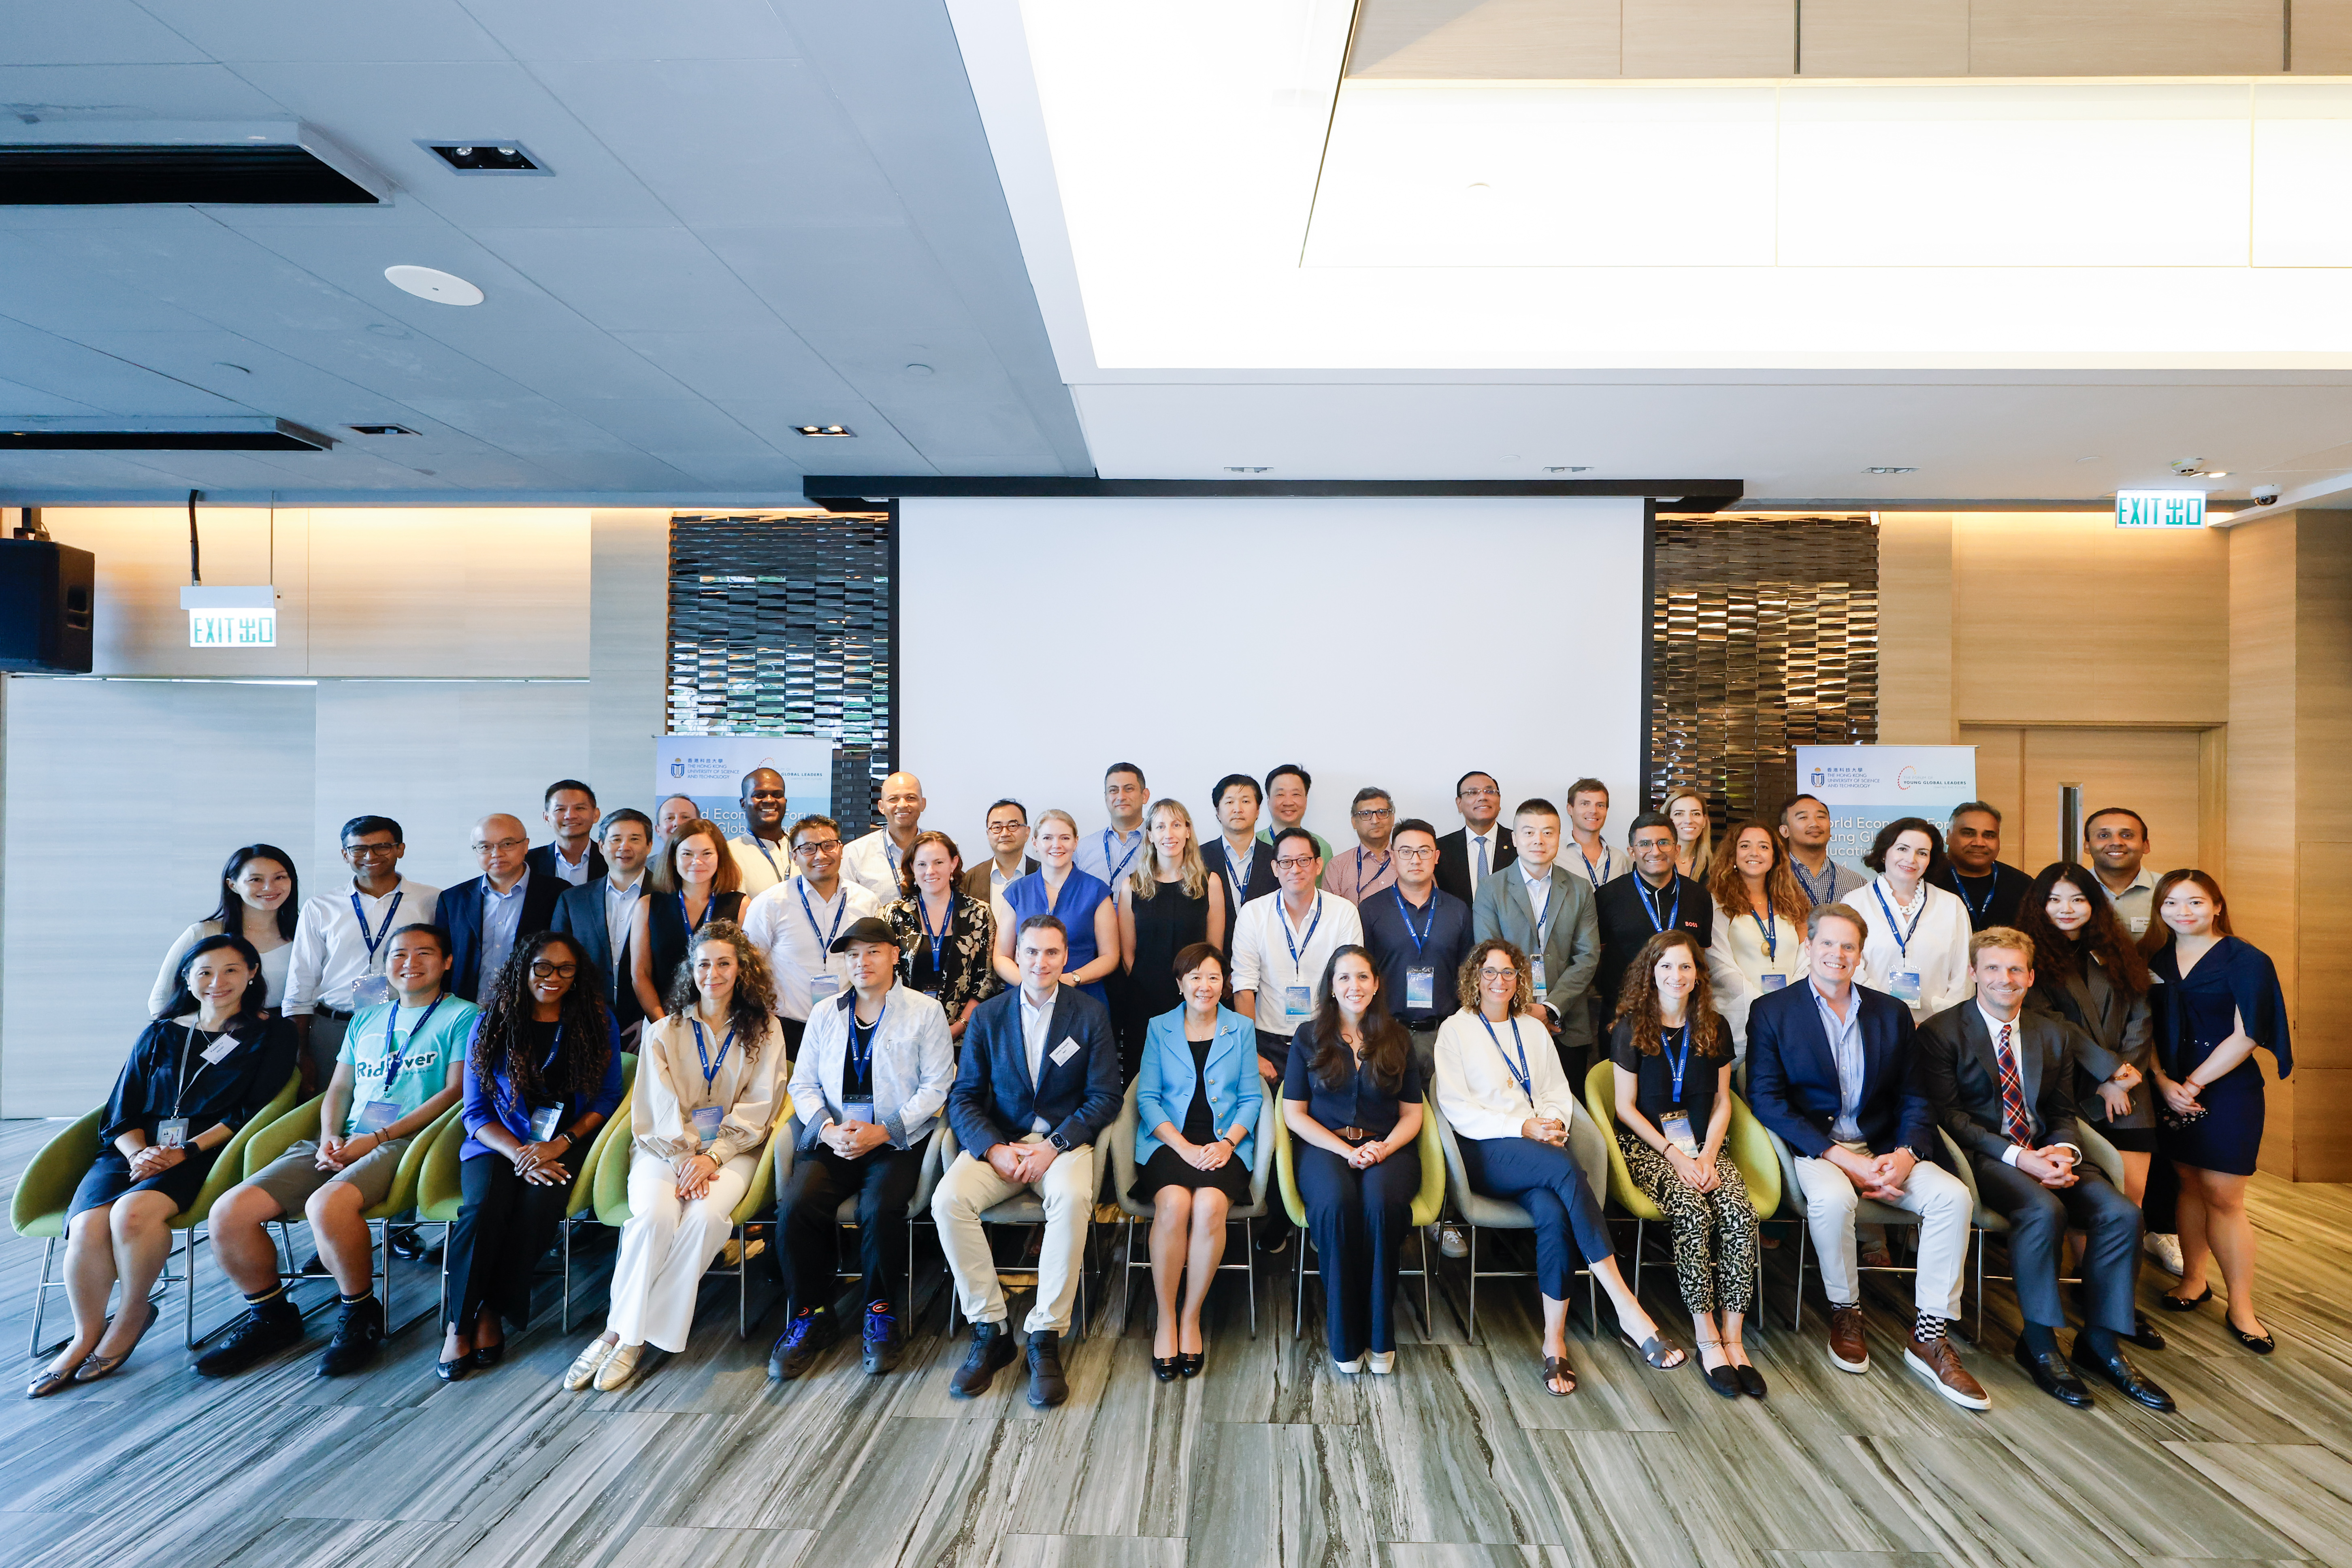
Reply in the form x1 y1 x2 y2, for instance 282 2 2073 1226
1131 942 1261 1380
991 809 1119 1005
441 930 622 1381
2143 869 2292 1353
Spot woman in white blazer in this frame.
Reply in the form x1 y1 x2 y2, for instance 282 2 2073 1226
563 920 785 1393
1434 937 1683 1398
1853 818 1974 1024
1702 822 1813 1057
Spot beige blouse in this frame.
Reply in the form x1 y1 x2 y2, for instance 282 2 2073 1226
631 1009 786 1168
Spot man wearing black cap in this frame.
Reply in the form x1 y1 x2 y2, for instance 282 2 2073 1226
771 916 955 1380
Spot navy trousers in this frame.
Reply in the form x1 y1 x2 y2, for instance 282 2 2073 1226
1295 1142 1420 1359
1455 1133 1615 1300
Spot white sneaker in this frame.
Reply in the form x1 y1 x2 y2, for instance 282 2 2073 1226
1332 1355 1363 1374
2144 1232 2185 1277
1366 1351 1397 1375
1435 1225 1468 1259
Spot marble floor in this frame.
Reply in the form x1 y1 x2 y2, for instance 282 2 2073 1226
3 1116 2350 1568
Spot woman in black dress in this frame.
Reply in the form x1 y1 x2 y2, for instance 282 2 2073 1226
1130 943 1260 1378
885 829 994 1043
630 817 745 1022
1118 799 1225 1081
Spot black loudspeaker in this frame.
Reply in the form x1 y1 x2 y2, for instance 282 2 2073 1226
0 539 96 673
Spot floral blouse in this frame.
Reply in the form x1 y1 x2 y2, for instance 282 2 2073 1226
887 893 997 1016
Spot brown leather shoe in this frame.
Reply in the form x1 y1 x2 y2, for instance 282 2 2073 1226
1903 1334 1990 1410
1826 1305 1868 1373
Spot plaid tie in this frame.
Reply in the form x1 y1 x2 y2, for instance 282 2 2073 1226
1995 1021 2031 1146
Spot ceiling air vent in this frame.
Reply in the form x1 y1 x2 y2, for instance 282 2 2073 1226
0 419 334 452
0 121 387 205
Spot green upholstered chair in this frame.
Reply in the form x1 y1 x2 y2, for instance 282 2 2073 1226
1103 1074 1278 1337
1273 1093 1447 1341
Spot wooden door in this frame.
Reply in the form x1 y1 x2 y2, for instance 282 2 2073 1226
1958 725 2212 876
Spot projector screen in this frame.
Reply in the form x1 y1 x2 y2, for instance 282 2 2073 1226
899 494 1645 861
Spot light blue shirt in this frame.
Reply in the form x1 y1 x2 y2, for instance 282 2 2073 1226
1809 977 1868 1143
1074 825 1146 892
479 875 531 992
1018 989 1054 1133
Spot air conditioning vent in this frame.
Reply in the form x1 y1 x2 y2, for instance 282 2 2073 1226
0 144 379 205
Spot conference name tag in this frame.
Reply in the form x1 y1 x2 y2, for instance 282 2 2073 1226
352 974 392 1006
1050 1037 1081 1067
810 975 840 1006
842 1097 876 1125
353 1100 401 1136
1761 973 1789 992
1660 1110 1700 1157
157 1118 189 1148
690 1105 724 1145
528 1105 565 1142
1405 967 1435 1011
200 1033 242 1065
1530 957 1547 995
1890 971 1922 1004
1284 984 1312 1018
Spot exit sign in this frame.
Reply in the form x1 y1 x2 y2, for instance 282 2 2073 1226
181 585 277 648
2115 490 2206 528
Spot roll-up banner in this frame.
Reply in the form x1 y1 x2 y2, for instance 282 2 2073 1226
1794 745 1979 875
654 735 834 842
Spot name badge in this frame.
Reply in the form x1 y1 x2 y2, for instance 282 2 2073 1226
1283 984 1312 1018
528 1105 564 1143
1659 1109 1700 1157
2127 916 2149 935
201 1033 242 1065
1049 1036 1082 1067
842 1097 876 1125
156 1118 189 1149
1405 967 1435 1011
690 1105 724 1145
810 974 841 1006
353 1100 401 1136
1530 957 1547 995
1761 973 1789 992
1890 970 1922 1004
351 974 392 1007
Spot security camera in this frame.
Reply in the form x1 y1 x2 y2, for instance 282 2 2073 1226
2252 485 2281 505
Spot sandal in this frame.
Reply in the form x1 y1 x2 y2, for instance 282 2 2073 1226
1540 1355 1577 1397
1615 1326 1687 1369
72 1299 159 1384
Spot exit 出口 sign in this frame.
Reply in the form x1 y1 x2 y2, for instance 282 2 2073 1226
2114 490 2206 528
180 584 277 647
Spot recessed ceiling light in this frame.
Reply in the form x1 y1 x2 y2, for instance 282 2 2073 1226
2205 470 2230 478
795 424 854 437
1864 466 1917 474
384 265 483 306
1224 465 1270 473
423 142 545 174
348 423 418 436
1545 465 1591 473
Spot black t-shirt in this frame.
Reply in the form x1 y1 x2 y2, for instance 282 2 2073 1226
1608 1013 1728 1132
1927 862 2027 932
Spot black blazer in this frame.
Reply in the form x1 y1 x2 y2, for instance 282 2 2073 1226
947 984 1122 1155
526 841 608 886
1747 979 1937 1161
1594 873 1714 1018
441 870 564 1002
1434 826 1516 905
551 878 643 1025
1918 1000 2121 1165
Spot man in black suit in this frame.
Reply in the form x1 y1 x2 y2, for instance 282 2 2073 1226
525 779 607 888
442 812 563 1001
1594 812 1714 1020
1920 928 2172 1411
1207 773 1280 955
552 807 651 1037
1434 769 1515 903
931 913 1121 1409
1925 801 2026 932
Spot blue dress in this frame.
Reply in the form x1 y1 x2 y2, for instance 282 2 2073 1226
1002 867 1113 1005
2149 935 2292 1177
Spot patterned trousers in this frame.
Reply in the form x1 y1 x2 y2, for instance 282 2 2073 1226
1615 1132 1760 1316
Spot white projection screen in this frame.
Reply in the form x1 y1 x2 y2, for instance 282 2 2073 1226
899 495 1645 858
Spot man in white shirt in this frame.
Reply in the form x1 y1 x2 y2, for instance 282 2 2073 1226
841 771 927 903
1074 762 1150 890
553 807 652 1036
1435 771 1513 903
1230 827 1363 1080
1559 778 1624 890
285 814 441 1092
2084 807 2160 937
729 768 793 897
1780 793 1869 907
744 813 882 1053
526 779 605 888
962 798 1039 901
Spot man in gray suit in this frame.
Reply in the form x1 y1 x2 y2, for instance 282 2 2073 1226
552 807 652 1038
1471 797 1600 1074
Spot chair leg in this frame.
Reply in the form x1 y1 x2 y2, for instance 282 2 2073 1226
1244 1219 1257 1340
1789 1219 1807 1333
1633 1218 1644 1299
1465 1227 1479 1344
1419 1223 1432 1342
1120 1218 1138 1329
182 1227 198 1349
738 1224 749 1340
28 1237 56 1359
560 1217 573 1333
1291 1232 1304 1341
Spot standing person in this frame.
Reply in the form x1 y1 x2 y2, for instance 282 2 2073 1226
1285 946 1421 1375
1258 765 1332 862
1560 779 1623 891
1928 802 2026 932
1436 937 1683 1397
1436 771 1515 903
1660 787 1716 884
564 922 786 1393
1208 775 1279 954
773 918 955 1379
1609 931 1764 1399
989 810 1120 1005
935 916 1122 1408
2143 870 2292 1353
885 830 995 1043
1118 801 1225 1078
630 818 748 1025
28 937 299 1398
196 924 474 1378
1359 819 1474 1084
1322 788 1400 905
728 769 793 898
1856 818 1975 1024
1470 798 1602 1074
2014 864 2157 1206
1594 812 1714 1018
527 780 606 889
963 799 1039 902
1703 821 1813 1055
1779 795 1868 908
553 808 652 1039
1745 903 1986 1409
656 794 701 848
286 816 441 1094
842 771 928 905
1231 827 1364 1081
149 844 300 1018
741 814 880 1055
1133 944 1259 1379
442 813 563 1005
1076 762 1151 889
2084 807 2160 937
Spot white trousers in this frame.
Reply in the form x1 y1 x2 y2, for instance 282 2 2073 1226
1792 1144 1970 1319
931 1136 1095 1334
606 1146 756 1351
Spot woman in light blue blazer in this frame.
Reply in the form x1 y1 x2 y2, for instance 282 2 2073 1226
1131 941 1261 1380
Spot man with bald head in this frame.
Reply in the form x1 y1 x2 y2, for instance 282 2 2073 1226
842 771 927 904
729 767 792 896
441 811 564 1001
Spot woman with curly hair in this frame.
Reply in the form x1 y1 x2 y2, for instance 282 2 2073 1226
2013 862 2156 1204
565 921 785 1392
441 930 622 1380
1609 930 1762 1399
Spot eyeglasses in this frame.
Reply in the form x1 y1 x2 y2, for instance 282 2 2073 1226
1352 806 1393 821
528 961 578 980
793 839 843 857
1477 967 1518 981
1273 856 1316 871
473 837 528 854
1458 786 1500 799
986 820 1026 833
343 844 401 860
1394 845 1436 860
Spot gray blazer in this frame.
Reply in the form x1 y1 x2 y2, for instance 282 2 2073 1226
961 858 1038 902
1471 863 1601 1052
1918 1001 2122 1167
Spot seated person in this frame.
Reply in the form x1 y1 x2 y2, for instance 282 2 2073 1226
1920 928 2171 1411
197 923 473 1378
933 915 1121 1409
29 935 299 1398
1134 943 1261 1380
1609 930 1764 1399
772 917 955 1380
440 932 622 1381
1435 937 1683 1399
1284 944 1421 1376
566 921 786 1393
1747 903 1986 1410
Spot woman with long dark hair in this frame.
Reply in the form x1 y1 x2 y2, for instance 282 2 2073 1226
1856 817 1973 1023
147 844 299 1016
2014 862 2156 1203
441 931 622 1380
1283 944 1421 1375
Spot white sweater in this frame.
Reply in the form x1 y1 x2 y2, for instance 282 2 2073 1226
1434 1007 1581 1141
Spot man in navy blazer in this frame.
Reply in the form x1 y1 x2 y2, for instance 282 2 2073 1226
1748 900 1986 1410
441 813 565 1003
523 778 608 887
933 912 1119 1410
550 807 651 1035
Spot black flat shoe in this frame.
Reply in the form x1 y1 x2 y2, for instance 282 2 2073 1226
435 1357 469 1382
2071 1337 2177 1410
2158 1287 2213 1312
1178 1352 1203 1379
2228 1322 2275 1355
469 1341 505 1369
2015 1340 2094 1408
1701 1361 1743 1399
1734 1364 1767 1399
1152 1356 1180 1383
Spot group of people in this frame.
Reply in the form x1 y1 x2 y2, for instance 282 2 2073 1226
31 763 2287 1421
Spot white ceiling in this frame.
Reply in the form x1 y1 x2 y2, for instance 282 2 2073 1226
0 0 1091 501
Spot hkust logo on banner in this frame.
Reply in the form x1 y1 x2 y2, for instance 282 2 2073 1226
1794 745 1979 874
653 735 834 840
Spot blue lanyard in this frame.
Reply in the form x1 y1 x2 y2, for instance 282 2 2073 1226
494 1023 566 1117
690 1017 735 1089
1478 1012 1534 1104
1278 893 1324 977
677 891 714 936
795 879 847 951
1103 829 1141 888
746 836 784 878
1792 859 1836 906
1525 872 1560 946
1954 865 2000 918
1665 1023 1692 1104
1356 846 1391 893
1225 842 1254 903
916 893 949 979
1871 882 1926 957
380 993 443 1089
1641 877 1682 934
1750 905 1777 960
1578 843 1613 886
846 1001 883 1080
1392 886 1436 955
350 888 403 961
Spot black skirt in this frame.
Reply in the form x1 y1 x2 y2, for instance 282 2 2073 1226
68 1144 220 1221
1131 1144 1252 1203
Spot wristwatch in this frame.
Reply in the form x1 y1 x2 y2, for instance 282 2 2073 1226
1048 1131 1074 1154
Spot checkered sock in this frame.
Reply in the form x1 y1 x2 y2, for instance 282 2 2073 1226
1914 1311 1947 1343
